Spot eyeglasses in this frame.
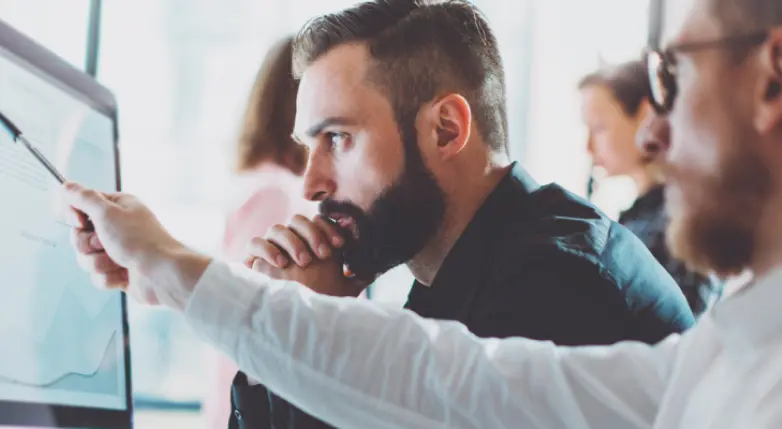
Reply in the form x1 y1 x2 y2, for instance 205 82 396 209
643 31 769 114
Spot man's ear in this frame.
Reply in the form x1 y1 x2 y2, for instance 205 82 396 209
428 93 472 159
754 28 782 135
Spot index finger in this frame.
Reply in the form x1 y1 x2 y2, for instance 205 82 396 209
62 182 111 219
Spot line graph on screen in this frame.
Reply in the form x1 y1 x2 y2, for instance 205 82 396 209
0 331 119 396
0 282 123 399
0 22 129 420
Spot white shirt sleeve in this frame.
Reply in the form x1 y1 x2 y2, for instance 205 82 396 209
184 260 681 429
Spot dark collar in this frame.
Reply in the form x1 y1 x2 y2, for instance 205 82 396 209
405 162 540 320
620 185 666 220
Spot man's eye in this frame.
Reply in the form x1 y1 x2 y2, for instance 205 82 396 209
325 132 350 149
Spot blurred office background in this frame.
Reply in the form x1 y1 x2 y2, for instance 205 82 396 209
0 0 650 427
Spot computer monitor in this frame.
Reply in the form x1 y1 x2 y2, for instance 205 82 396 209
0 19 132 429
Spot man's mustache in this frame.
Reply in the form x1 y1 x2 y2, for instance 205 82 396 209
319 198 364 218
319 199 366 242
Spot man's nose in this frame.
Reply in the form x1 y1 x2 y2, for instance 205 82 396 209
636 113 671 162
302 156 336 202
586 135 595 155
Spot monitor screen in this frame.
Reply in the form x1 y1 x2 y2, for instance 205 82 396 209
0 19 132 429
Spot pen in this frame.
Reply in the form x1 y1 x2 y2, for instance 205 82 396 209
0 111 67 183
0 110 94 231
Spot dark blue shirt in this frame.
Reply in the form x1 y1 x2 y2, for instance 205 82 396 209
228 163 695 429
618 185 722 317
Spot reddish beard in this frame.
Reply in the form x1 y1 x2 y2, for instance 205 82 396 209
666 149 771 278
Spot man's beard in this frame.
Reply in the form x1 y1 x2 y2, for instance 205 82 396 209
666 144 772 278
319 120 446 281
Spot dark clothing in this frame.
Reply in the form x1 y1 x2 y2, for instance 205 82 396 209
228 163 695 429
618 185 722 317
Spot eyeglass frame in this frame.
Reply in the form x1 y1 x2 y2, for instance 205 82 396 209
643 31 769 114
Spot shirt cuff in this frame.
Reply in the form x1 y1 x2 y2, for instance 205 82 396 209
183 260 267 356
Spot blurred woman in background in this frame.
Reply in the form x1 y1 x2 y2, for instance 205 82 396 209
222 35 314 262
202 35 315 428
579 60 721 318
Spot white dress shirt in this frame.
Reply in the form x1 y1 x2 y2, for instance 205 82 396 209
184 261 782 429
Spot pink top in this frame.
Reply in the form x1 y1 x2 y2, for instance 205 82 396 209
201 164 315 428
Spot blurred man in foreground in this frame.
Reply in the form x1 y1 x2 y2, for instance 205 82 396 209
579 61 723 316
64 0 782 427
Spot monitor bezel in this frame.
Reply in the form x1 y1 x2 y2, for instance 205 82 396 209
0 18 133 429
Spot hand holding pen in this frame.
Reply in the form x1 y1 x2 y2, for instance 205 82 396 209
0 110 94 231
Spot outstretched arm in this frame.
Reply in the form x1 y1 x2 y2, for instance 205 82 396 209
62 185 679 429
185 260 680 429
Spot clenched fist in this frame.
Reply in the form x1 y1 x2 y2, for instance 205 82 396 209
246 214 369 297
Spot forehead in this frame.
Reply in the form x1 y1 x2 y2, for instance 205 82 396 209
295 43 389 133
661 0 721 46
581 85 620 115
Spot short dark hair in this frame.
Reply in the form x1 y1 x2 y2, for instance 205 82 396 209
292 0 508 152
710 0 782 62
236 36 306 173
578 60 651 117
711 0 782 32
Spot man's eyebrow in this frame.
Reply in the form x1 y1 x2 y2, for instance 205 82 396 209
304 117 357 138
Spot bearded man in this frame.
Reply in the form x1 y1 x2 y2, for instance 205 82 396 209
229 1 694 427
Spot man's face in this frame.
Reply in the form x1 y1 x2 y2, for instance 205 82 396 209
293 43 445 281
659 0 775 277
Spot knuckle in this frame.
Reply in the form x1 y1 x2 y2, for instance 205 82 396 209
103 204 122 218
287 234 305 250
262 240 281 254
91 253 110 272
81 189 98 199
102 254 119 271
258 242 282 258
251 258 271 274
76 232 93 253
248 236 267 251
290 214 309 225
89 254 103 271
266 224 286 237
277 228 297 244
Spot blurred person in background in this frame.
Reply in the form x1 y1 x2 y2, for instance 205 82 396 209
222 35 313 262
579 60 722 317
201 35 315 429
